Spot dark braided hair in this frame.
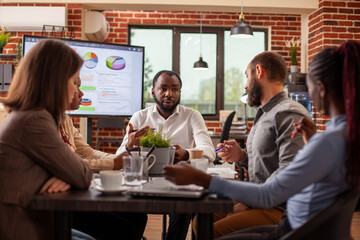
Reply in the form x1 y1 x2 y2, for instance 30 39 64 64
309 40 360 190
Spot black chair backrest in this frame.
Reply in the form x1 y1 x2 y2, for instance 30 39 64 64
280 189 360 240
97 117 124 129
219 111 236 143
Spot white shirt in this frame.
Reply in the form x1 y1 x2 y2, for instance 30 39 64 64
116 105 215 161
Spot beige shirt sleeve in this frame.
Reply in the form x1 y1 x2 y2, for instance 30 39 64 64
61 115 116 171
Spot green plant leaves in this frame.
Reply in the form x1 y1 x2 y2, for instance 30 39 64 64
140 130 170 148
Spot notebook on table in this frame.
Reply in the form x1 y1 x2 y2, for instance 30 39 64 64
127 178 207 198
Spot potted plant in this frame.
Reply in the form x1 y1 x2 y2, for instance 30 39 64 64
0 27 13 54
285 37 301 73
140 130 173 175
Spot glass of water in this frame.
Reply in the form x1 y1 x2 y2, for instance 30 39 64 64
122 155 144 186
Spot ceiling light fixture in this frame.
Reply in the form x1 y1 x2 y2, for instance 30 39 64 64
193 12 208 70
230 0 254 38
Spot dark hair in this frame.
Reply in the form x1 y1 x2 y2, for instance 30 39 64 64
152 70 182 88
309 40 360 190
249 51 287 84
3 39 83 125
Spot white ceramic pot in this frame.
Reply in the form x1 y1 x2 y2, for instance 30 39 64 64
290 65 298 73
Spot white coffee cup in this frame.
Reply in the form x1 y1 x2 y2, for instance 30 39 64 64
190 158 209 172
93 170 123 190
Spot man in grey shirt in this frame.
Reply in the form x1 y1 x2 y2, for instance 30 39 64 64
213 51 310 238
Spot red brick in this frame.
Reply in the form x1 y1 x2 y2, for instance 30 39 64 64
67 4 82 8
114 18 128 23
331 39 344 44
331 27 347 32
183 19 196 24
218 15 231 20
108 33 118 38
35 3 51 6
324 33 338 38
339 21 354 26
332 14 346 20
271 16 284 21
106 12 120 17
128 19 141 23
324 20 338 26
134 13 147 18
120 13 133 18
206 122 222 128
73 21 82 26
355 22 360 27
272 36 285 41
143 19 156 24
109 22 119 27
356 9 360 15
339 33 353 39
176 14 190 19
51 4 66 7
348 15 360 21
348 28 360 33
332 2 346 7
244 16 257 21
156 19 169 24
323 7 338 13
149 13 161 18
210 20 224 25
339 9 353 14
275 31 289 35
68 15 81 20
2 3 18 6
204 14 217 19
170 19 182 24
161 13 176 18
114 28 126 33
189 14 200 19
348 2 360 7
290 22 301 27
73 9 82 14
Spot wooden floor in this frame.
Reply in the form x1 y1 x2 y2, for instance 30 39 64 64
144 212 360 240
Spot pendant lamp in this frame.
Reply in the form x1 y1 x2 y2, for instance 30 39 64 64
230 0 253 38
194 12 208 69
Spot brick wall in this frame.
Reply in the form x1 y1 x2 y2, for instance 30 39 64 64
102 10 302 69
308 0 360 131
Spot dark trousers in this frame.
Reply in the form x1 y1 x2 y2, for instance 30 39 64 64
73 212 147 240
166 213 192 240
216 215 292 240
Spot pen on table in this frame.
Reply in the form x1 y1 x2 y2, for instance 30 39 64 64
125 147 133 156
215 146 224 152
131 128 156 133
146 145 156 158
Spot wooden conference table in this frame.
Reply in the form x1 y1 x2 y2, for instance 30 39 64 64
29 188 233 240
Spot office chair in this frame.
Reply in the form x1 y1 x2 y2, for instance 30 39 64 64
95 117 125 150
280 189 360 240
214 111 236 165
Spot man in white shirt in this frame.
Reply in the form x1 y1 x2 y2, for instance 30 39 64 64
116 70 215 240
116 70 215 162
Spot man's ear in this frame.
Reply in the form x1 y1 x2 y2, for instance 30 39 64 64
255 64 265 80
151 88 154 97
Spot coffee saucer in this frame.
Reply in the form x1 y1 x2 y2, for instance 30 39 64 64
93 185 131 195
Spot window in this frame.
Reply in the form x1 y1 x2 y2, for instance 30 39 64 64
129 26 268 119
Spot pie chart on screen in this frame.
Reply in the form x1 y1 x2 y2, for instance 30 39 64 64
106 56 126 70
83 52 98 69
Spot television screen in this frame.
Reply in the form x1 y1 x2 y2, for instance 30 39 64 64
22 35 144 117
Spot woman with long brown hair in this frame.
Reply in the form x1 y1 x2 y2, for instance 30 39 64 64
0 39 92 240
164 40 360 239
